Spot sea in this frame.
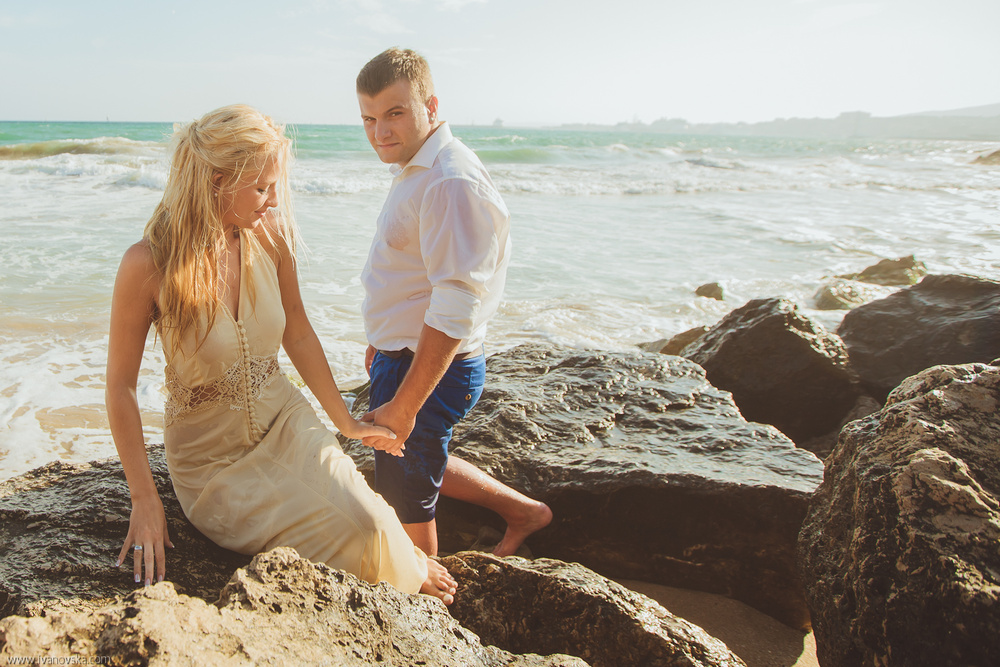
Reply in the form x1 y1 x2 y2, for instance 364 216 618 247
1 120 998 482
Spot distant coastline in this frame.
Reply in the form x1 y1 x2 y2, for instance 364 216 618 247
558 102 1000 141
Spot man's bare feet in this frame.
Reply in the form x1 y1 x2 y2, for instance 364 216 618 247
493 500 552 558
420 558 457 605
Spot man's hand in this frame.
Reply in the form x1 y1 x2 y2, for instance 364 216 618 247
361 398 414 457
365 344 377 377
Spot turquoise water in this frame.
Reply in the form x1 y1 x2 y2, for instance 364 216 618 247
1 120 998 479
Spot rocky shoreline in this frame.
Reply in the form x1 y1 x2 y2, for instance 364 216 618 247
2 260 998 665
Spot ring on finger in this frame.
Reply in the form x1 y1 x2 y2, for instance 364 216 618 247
134 545 143 552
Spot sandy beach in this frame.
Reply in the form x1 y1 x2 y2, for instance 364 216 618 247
618 580 818 667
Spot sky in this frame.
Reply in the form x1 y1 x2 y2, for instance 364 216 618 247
1 0 998 127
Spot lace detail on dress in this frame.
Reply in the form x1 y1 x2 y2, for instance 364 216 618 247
165 354 282 433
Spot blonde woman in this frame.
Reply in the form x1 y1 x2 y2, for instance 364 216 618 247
105 104 456 604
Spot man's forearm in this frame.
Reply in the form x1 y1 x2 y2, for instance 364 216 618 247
393 324 462 417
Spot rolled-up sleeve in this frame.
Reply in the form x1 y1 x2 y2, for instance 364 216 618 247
420 177 506 340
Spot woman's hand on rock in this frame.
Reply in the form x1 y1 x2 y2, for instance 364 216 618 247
116 494 174 586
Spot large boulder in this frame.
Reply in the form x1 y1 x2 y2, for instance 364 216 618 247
347 343 823 629
798 362 1000 666
837 274 1000 400
442 551 746 667
681 298 862 443
0 547 584 666
0 448 250 618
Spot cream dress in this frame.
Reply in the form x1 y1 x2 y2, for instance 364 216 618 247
159 235 427 593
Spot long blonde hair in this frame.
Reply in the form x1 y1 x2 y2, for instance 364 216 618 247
144 105 296 354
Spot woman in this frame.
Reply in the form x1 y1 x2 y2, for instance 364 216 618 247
105 104 456 604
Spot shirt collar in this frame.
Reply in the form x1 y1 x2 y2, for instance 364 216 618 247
389 122 454 176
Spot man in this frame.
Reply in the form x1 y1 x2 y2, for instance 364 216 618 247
356 47 551 557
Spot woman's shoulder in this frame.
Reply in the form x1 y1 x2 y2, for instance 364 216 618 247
120 239 156 269
117 239 161 293
251 212 293 264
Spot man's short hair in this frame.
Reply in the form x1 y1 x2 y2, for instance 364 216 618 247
357 47 435 102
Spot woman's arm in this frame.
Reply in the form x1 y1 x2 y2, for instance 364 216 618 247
265 225 397 446
105 241 173 584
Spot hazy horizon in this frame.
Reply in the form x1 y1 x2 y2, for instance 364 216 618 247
1 1 998 127
4 100 1000 130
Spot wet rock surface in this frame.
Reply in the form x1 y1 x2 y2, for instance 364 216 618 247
0 448 250 618
798 362 1000 666
811 278 880 310
838 274 1000 400
0 547 584 666
682 298 862 443
835 255 927 286
347 343 823 628
695 282 725 301
640 326 710 356
442 551 746 667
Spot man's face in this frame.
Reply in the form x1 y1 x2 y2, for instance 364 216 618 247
358 79 437 166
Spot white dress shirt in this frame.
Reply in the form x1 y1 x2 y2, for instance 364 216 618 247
361 123 511 356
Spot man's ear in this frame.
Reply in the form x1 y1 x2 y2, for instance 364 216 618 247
427 96 439 122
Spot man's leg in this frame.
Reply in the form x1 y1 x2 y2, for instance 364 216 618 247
401 519 438 557
441 456 552 557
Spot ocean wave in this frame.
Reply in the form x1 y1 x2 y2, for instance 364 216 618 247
294 177 384 195
472 147 559 164
0 136 163 160
476 134 528 143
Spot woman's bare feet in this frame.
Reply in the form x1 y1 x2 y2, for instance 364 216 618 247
493 500 553 558
420 558 457 605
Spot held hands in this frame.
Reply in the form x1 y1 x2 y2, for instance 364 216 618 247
116 494 174 586
359 345 410 454
360 399 414 458
338 417 398 448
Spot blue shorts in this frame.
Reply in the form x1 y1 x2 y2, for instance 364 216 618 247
369 351 485 524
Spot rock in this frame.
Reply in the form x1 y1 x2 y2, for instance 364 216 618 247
0 447 250 618
812 278 879 310
639 326 710 356
682 298 862 443
638 338 670 353
664 326 711 355
345 343 823 629
0 547 583 666
442 551 746 667
838 274 1000 400
695 283 724 301
796 395 882 459
798 362 1000 666
973 148 1000 165
836 255 927 286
